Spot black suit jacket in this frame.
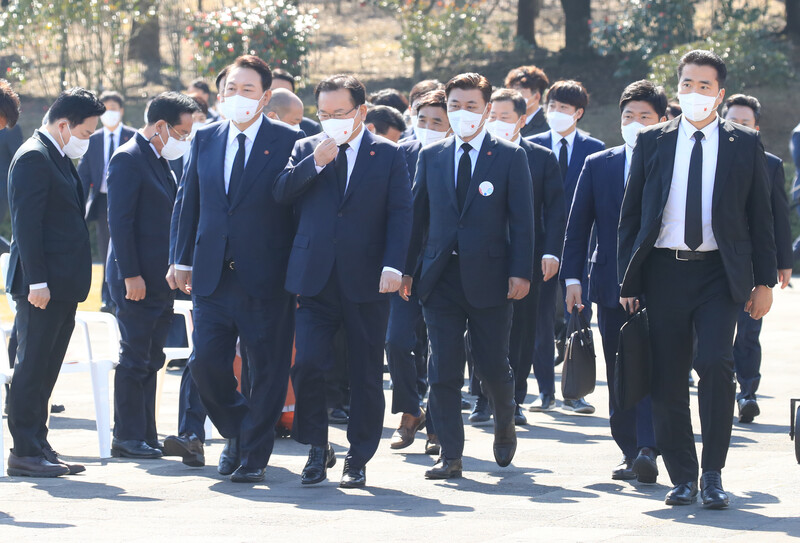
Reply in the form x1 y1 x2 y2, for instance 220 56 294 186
77 125 135 220
519 108 549 139
299 117 322 137
0 125 23 221
765 152 793 270
406 134 534 308
618 117 777 304
7 130 92 302
106 133 177 297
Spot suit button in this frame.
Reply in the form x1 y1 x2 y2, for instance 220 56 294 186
337 212 343 217
458 223 464 229
222 234 227 240
333 238 337 244
228 211 233 216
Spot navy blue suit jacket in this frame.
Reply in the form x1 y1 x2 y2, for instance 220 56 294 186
77 125 135 220
406 134 535 308
561 145 626 308
175 118 304 299
106 133 177 297
274 128 413 304
528 129 605 214
766 152 793 270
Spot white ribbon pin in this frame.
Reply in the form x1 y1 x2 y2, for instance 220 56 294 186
478 181 494 197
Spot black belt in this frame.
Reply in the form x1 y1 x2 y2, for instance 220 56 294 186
654 248 720 261
224 259 236 270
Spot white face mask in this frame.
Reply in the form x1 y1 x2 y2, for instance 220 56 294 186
547 110 577 134
321 111 361 145
158 124 191 161
219 92 265 125
621 121 645 148
678 92 719 123
414 127 447 146
486 119 519 142
447 108 486 140
100 110 121 128
59 125 90 159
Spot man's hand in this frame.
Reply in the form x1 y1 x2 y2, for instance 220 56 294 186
175 269 192 295
399 275 413 301
379 271 402 293
166 264 178 290
125 275 147 301
778 269 792 289
565 284 583 314
314 137 338 168
619 296 640 314
28 286 50 310
507 277 530 300
745 285 773 320
541 258 559 282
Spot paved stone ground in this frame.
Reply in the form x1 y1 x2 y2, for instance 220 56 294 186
2 287 800 542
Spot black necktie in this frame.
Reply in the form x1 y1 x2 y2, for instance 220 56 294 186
159 157 175 186
456 142 472 211
228 133 246 200
685 130 704 250
558 138 568 182
335 143 349 197
107 133 115 164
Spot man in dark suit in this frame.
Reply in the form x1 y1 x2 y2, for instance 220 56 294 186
77 91 135 313
563 80 665 483
270 68 322 136
0 120 23 226
174 55 304 483
505 65 550 138
366 105 407 143
401 79 445 141
274 74 412 488
468 88 564 426
618 50 776 508
106 93 198 459
405 73 534 479
188 78 219 123
529 80 604 414
720 94 793 423
6 88 105 477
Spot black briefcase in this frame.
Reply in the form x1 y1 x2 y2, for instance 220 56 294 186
614 308 652 411
561 309 596 400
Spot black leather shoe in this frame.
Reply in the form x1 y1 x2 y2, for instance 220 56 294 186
425 456 463 479
217 437 240 475
301 443 336 485
493 419 517 467
554 338 566 366
611 457 636 480
163 433 205 467
461 396 472 411
424 434 441 456
513 404 527 426
42 445 85 475
340 457 366 488
528 393 556 412
7 453 70 477
50 404 65 414
701 471 729 509
327 407 349 425
468 396 491 424
665 481 698 506
111 439 163 459
230 465 266 483
632 447 658 484
738 398 760 424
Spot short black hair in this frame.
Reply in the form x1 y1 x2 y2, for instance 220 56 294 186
366 105 406 136
189 78 212 96
415 89 447 114
619 80 667 118
315 74 367 107
272 68 296 91
99 90 124 108
722 93 761 123
504 65 550 96
546 80 589 111
0 79 21 128
678 49 727 87
490 88 527 118
409 79 443 107
369 88 409 114
215 66 229 93
666 101 682 118
228 55 272 92
187 92 209 116
146 92 200 126
47 87 106 127
445 73 492 105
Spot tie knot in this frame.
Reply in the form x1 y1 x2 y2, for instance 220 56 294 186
339 143 349 151
236 133 246 145
693 130 704 142
560 138 568 146
460 142 472 153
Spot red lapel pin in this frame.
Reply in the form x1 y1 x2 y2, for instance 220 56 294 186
264 150 270 155
487 151 492 156
370 151 375 156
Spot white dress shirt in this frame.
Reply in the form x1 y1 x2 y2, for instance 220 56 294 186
224 116 262 194
624 144 633 185
453 128 486 183
550 128 577 165
655 116 719 251
100 124 123 193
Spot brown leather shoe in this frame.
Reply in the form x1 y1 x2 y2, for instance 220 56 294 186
425 456 462 479
389 409 426 450
7 453 70 478
42 446 85 475
424 434 441 456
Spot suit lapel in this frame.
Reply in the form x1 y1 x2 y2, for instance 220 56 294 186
437 137 458 212
136 134 175 198
656 118 681 205
34 130 83 209
229 119 278 210
608 146 626 208
208 122 229 204
567 133 587 182
461 134 498 217
712 119 736 211
340 128 373 208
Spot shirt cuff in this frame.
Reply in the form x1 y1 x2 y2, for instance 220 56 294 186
382 267 402 277
314 163 324 174
542 254 559 263
174 264 193 271
564 279 581 287
29 282 48 290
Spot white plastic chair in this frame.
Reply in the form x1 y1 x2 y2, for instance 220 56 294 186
1 361 12 477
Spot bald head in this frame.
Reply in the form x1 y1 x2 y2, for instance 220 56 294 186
265 88 304 126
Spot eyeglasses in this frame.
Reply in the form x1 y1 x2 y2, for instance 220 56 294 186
168 123 192 142
317 108 357 122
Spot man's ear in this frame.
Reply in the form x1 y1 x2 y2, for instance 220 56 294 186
266 111 278 120
366 123 376 134
659 116 667 122
575 108 585 122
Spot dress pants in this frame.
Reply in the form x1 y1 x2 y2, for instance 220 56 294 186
7 297 77 456
644 249 739 485
422 256 514 460
532 278 558 396
93 193 112 310
110 282 174 442
178 363 207 441
292 267 390 469
596 303 656 460
733 307 762 401
325 326 350 411
189 266 295 470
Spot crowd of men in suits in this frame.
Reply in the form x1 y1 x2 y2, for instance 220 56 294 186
0 47 796 510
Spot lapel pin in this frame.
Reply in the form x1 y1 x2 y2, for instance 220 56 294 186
479 181 494 196
370 151 376 156
487 151 492 156
264 150 270 155
729 137 734 142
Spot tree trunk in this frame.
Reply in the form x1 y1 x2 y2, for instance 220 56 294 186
787 0 800 36
129 1 162 84
413 49 423 81
560 0 591 55
517 0 541 47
